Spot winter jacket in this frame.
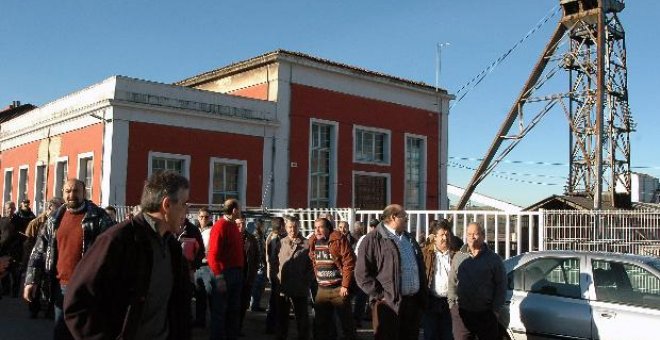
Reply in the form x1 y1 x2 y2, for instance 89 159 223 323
266 232 283 284
308 230 356 289
278 234 313 297
355 223 427 314
242 230 259 285
63 213 191 340
24 201 114 286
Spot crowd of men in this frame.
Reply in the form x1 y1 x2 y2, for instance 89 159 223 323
0 170 507 340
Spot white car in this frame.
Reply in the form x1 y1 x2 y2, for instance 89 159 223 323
500 250 660 340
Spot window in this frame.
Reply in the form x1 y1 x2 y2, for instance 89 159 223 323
17 167 28 204
210 158 246 204
354 127 390 165
509 257 581 299
148 152 190 178
405 136 425 209
592 259 660 309
3 169 13 204
54 158 68 197
310 121 336 208
78 154 93 200
353 172 390 210
34 164 46 214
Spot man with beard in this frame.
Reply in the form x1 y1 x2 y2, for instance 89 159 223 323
24 179 113 340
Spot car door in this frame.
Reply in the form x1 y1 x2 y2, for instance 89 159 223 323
589 258 660 340
506 255 592 340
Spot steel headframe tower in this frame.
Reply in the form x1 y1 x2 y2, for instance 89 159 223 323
456 0 633 210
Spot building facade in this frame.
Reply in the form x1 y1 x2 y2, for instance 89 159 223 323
1 50 452 212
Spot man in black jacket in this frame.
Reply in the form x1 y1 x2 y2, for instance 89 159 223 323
63 171 192 340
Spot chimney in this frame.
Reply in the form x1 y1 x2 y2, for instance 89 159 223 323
10 101 21 108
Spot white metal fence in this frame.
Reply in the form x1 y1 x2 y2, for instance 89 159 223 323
111 205 660 259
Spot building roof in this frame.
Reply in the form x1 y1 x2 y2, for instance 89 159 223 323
0 102 37 124
524 194 660 211
175 49 449 95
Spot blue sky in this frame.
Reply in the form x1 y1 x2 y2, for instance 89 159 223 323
1 0 658 207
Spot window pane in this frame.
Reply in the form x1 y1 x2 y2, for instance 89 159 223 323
593 260 660 309
515 257 581 299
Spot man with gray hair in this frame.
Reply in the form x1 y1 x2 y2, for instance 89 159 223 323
448 221 506 340
63 171 192 340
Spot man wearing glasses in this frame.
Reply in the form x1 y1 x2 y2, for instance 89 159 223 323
355 204 427 340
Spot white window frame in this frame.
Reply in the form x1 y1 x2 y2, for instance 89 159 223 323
148 151 191 178
17 165 29 205
353 125 391 166
53 156 69 198
351 171 391 208
77 152 94 200
404 133 427 210
308 118 339 208
208 157 247 206
3 168 14 207
34 161 47 215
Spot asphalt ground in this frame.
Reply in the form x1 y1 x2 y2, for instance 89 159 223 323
0 289 379 340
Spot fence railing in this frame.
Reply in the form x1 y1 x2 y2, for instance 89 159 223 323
111 205 660 259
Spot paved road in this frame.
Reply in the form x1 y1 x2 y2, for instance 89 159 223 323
0 293 377 340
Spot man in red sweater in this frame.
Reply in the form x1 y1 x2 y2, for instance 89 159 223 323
207 198 244 340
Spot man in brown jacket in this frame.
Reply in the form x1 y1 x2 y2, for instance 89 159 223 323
308 217 357 340
421 220 455 340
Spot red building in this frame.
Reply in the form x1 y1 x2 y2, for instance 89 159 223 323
1 50 451 213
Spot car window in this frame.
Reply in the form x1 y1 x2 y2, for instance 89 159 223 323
509 257 581 299
592 259 660 309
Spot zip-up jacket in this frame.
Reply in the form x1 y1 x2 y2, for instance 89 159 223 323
25 201 114 286
355 223 427 314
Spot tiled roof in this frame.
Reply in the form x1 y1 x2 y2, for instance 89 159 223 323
0 103 37 124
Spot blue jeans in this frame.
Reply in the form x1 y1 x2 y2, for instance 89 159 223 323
194 266 213 325
54 285 74 340
210 267 243 340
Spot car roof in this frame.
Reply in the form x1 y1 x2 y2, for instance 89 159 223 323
504 250 660 271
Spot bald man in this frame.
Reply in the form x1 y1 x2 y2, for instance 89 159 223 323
24 178 113 339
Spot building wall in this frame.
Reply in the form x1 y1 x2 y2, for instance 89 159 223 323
287 83 440 208
1 123 104 207
229 83 270 101
124 121 264 206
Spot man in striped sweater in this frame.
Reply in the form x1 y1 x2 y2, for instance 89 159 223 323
308 217 357 340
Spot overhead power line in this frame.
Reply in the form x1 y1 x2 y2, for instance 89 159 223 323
450 156 660 170
448 161 560 186
450 5 560 109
